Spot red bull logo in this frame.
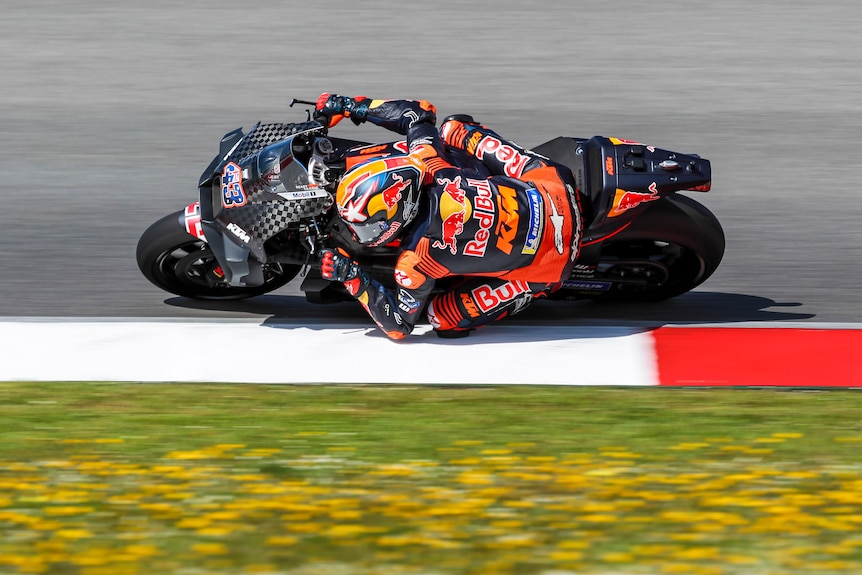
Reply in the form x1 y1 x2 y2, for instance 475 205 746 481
609 182 659 217
471 280 531 314
609 137 656 153
381 173 409 209
463 179 496 258
433 176 470 255
475 135 530 178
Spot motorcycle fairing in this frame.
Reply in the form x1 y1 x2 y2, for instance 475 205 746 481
198 121 332 287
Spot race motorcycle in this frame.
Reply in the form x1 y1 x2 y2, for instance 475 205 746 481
136 100 724 309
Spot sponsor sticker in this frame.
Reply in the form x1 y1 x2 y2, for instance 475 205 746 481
277 189 328 200
609 182 660 217
222 162 247 208
471 280 531 314
561 280 612 291
183 202 205 239
433 176 469 255
522 188 544 255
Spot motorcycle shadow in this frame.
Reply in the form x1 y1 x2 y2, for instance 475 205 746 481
165 291 815 344
520 291 816 327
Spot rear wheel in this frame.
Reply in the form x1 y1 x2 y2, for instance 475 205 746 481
136 210 300 299
575 194 725 302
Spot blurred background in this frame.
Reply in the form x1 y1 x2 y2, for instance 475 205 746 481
1 0 860 320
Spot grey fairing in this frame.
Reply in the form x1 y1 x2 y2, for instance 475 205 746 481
200 221 264 287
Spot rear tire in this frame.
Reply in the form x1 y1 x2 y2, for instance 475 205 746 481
581 194 725 302
136 210 300 299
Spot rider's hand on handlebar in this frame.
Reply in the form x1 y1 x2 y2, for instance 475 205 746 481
319 248 362 282
314 93 370 128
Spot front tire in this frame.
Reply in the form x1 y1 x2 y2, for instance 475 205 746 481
136 210 300 299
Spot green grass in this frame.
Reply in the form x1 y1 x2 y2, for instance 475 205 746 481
1 383 862 574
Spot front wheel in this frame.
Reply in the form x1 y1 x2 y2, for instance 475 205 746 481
136 210 300 299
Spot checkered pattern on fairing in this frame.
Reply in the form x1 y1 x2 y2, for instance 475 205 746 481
215 121 333 261
227 121 323 164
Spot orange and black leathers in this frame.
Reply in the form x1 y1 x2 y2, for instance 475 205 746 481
327 98 582 340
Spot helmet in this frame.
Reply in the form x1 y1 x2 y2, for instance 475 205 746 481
335 155 424 246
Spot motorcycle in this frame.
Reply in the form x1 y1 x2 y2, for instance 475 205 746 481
136 100 724 309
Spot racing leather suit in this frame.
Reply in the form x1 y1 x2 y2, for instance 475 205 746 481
332 98 583 339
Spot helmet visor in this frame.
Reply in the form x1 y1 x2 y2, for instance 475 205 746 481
350 219 390 245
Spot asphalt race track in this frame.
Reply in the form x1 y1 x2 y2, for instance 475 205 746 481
2 1 861 328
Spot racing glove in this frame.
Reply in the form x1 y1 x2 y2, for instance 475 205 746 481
314 93 370 128
319 249 362 282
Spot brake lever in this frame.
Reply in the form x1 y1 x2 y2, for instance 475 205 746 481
289 98 317 108
290 98 327 129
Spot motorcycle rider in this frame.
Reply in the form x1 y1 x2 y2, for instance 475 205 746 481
314 93 583 339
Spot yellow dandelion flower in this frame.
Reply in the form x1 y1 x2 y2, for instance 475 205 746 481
192 543 228 555
673 547 720 560
457 471 494 485
163 450 212 460
602 552 634 562
726 554 759 564
491 520 523 528
29 520 63 531
660 564 700 574
266 535 299 546
177 518 211 529
550 551 583 561
452 440 483 446
124 545 159 557
70 553 109 567
44 506 95 516
197 527 236 536
55 529 93 539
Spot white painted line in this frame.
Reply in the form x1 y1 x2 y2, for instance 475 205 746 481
0 319 658 386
